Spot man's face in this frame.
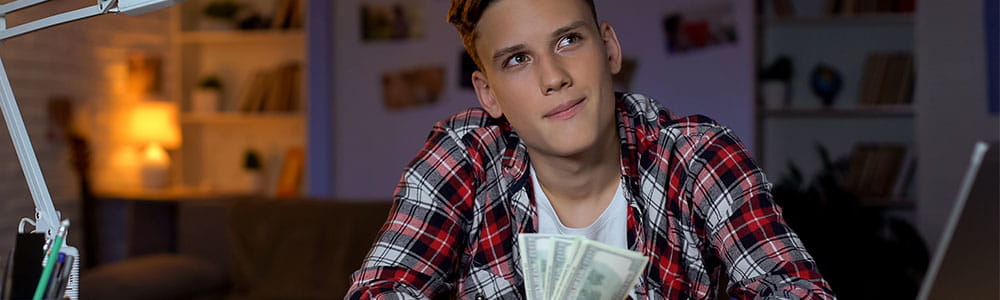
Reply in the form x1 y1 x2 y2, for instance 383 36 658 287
471 0 622 159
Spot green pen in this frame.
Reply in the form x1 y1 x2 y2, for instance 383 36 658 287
33 220 68 300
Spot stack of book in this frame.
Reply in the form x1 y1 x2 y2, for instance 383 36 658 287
858 52 914 106
824 0 916 15
272 0 304 30
237 63 301 113
843 143 916 206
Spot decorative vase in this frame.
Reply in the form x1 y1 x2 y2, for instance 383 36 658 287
810 64 843 108
199 17 236 31
761 80 790 109
191 89 220 114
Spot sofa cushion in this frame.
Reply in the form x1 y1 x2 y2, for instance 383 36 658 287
81 253 229 300
227 199 392 299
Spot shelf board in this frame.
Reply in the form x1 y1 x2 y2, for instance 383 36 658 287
764 13 913 27
180 112 304 124
178 30 305 44
761 105 913 118
860 197 915 210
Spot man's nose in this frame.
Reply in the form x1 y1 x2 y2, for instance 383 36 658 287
539 57 572 95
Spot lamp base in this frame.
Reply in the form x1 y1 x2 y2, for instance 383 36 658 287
140 164 169 190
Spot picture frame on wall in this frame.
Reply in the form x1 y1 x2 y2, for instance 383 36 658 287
662 1 738 55
361 1 425 42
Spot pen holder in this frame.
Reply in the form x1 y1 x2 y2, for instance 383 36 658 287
58 246 80 300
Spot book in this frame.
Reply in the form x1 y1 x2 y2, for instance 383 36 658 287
859 52 914 106
844 144 911 205
236 63 301 113
272 0 303 29
275 147 304 197
286 63 302 111
289 0 304 29
859 54 888 105
889 147 917 201
237 71 268 112
272 0 293 29
772 0 795 18
894 53 915 104
265 66 289 112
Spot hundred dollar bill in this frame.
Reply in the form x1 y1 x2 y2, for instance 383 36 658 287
546 235 581 299
552 239 648 300
518 234 555 300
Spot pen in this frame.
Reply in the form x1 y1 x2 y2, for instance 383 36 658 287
43 253 66 299
33 220 68 300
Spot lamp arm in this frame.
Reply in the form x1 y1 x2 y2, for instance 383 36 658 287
0 54 60 236
0 0 116 236
0 1 114 41
0 0 49 15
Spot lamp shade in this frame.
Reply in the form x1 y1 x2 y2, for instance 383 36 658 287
128 101 180 148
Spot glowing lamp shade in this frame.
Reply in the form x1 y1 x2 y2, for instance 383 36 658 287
128 101 180 189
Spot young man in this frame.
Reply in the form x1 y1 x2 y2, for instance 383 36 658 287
347 0 835 299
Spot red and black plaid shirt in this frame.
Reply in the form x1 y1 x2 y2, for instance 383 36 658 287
347 93 834 299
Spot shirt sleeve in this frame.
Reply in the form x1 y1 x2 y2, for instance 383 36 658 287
685 123 836 299
345 123 474 300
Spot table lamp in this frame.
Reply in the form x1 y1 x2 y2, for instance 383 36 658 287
0 1 184 299
129 101 180 190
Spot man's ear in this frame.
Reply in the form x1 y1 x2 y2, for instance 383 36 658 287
600 21 623 75
472 70 504 118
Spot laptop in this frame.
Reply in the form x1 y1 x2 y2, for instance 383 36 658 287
916 141 999 300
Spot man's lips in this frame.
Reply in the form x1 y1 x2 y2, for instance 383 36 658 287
544 97 585 120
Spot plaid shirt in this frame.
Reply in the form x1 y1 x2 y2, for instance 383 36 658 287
347 93 834 300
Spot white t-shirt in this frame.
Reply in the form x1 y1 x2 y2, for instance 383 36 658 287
531 166 628 244
530 165 629 251
530 165 636 298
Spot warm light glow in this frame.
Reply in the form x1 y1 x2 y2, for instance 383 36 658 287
142 143 169 166
128 101 180 148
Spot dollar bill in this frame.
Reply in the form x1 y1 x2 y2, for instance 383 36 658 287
546 235 581 299
552 239 648 300
519 234 555 300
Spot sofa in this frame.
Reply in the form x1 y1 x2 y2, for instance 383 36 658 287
81 198 393 299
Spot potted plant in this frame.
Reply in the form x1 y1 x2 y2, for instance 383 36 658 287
243 149 265 194
191 75 222 114
201 0 241 30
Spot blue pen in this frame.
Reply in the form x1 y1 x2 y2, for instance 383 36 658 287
44 253 67 299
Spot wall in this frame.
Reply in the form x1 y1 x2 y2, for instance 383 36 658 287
0 2 170 260
329 0 755 199
915 0 999 250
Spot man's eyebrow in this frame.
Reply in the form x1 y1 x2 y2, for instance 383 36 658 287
489 21 590 64
492 44 526 64
551 20 589 40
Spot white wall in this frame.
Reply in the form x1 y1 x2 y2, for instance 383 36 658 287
330 0 755 199
597 0 756 151
0 4 170 258
915 0 1000 250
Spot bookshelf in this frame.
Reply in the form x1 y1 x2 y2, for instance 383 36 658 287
170 0 307 194
764 13 913 27
761 105 913 118
180 112 304 124
756 0 916 208
178 30 305 44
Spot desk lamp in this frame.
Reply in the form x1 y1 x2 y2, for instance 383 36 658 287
129 101 180 190
0 0 184 299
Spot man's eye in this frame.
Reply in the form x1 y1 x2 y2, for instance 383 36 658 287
558 33 582 48
505 54 530 68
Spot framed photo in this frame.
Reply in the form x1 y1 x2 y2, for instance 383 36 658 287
361 2 424 41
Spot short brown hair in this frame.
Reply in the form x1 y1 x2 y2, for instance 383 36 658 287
448 0 598 70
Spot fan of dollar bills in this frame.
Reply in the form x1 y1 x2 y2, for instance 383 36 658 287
518 234 649 300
